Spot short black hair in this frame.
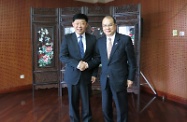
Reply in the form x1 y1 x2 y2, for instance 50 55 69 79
73 13 88 22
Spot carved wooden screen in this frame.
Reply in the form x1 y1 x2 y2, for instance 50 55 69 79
58 5 141 93
31 4 141 97
85 6 111 39
84 6 111 90
58 7 83 96
113 4 141 94
59 7 83 57
59 7 83 69
31 8 59 94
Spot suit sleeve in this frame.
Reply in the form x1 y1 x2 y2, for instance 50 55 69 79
88 36 100 77
87 39 101 69
59 35 79 68
126 36 136 81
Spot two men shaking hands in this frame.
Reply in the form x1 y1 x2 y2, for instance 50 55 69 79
77 60 88 71
77 61 96 83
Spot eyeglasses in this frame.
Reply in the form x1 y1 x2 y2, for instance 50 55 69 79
102 23 115 28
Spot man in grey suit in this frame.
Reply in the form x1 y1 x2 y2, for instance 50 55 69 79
59 13 97 122
88 16 136 122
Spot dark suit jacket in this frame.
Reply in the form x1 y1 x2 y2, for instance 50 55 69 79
89 32 136 92
59 32 97 85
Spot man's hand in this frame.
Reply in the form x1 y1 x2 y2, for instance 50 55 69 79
127 80 133 88
77 61 88 71
91 76 97 83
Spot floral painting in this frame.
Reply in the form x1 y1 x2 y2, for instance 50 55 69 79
37 28 54 67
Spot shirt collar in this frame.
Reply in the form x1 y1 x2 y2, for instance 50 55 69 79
107 33 116 41
76 33 85 39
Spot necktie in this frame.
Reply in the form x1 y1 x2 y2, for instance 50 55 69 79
78 36 84 58
107 38 112 59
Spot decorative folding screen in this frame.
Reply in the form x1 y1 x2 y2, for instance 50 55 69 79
113 4 141 94
31 4 141 96
31 8 59 93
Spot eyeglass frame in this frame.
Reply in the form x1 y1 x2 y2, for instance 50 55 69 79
102 23 116 28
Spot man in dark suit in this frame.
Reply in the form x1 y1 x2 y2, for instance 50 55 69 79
88 16 136 122
59 13 97 122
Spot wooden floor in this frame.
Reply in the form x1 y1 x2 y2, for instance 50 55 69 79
0 88 186 122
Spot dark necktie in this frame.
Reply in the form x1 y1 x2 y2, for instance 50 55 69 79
78 36 84 58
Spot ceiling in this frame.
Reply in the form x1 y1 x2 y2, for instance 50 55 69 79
75 0 114 3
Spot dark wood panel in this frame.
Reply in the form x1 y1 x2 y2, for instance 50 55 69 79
34 71 58 83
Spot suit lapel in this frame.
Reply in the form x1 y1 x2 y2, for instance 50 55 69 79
72 33 81 57
84 34 89 57
103 35 120 63
103 37 108 60
110 34 120 59
82 33 92 58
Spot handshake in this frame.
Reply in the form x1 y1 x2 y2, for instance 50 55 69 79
77 60 88 71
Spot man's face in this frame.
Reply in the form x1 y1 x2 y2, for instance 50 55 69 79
72 19 88 35
102 17 116 37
